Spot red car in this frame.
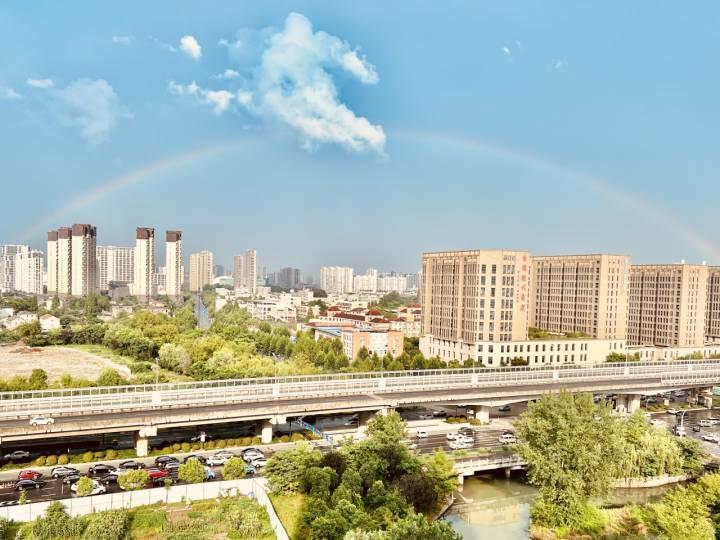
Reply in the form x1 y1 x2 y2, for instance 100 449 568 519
147 468 169 481
17 470 42 481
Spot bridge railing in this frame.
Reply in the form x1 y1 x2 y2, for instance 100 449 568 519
0 360 718 418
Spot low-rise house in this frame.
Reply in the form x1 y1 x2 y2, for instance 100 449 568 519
2 311 38 330
39 314 61 332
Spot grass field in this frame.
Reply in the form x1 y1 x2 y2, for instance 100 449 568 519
270 493 305 538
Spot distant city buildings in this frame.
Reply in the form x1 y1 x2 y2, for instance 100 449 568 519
232 249 259 294
268 267 302 289
0 245 44 295
46 224 97 297
165 230 183 300
189 250 214 292
133 227 156 302
320 266 354 294
353 268 378 292
97 246 134 291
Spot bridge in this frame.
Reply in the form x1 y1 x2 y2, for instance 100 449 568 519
0 360 717 455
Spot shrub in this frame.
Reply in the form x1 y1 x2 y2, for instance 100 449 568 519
105 449 118 460
216 440 227 449
191 442 201 450
82 509 130 540
162 446 173 454
32 501 86 539
82 451 94 463
252 436 262 445
172 443 181 452
240 437 252 446
205 441 216 450
34 456 47 466
75 476 95 497
57 454 69 465
290 433 305 442
94 451 105 460
178 458 205 484
0 517 8 539
280 435 290 443
181 442 191 453
222 457 249 480
129 507 166 532
45 455 57 466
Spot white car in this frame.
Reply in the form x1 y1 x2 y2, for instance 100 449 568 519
29 415 54 426
499 433 517 444
666 409 679 415
250 457 267 468
445 432 458 441
241 451 264 463
71 480 106 496
699 419 714 428
650 419 666 427
448 440 472 450
415 430 429 439
702 434 720 443
206 455 230 467
455 435 474 445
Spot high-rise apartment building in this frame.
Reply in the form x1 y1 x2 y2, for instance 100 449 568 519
245 249 257 294
627 263 708 348
133 227 155 302
0 245 24 292
189 251 214 292
320 266 354 294
706 267 720 342
353 268 378 292
70 224 97 297
97 246 134 291
165 230 183 300
274 267 302 289
55 227 73 295
46 232 58 295
530 254 630 340
233 255 244 290
14 249 44 295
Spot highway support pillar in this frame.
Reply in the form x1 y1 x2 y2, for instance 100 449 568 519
614 395 629 414
457 474 464 492
260 420 274 445
701 388 714 408
504 468 512 479
135 426 157 458
474 406 491 424
627 394 641 414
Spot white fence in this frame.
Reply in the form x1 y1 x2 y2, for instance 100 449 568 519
0 359 719 418
0 477 290 539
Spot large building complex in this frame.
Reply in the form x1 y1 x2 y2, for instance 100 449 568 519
133 227 156 302
320 266 354 295
46 224 96 297
0 245 24 292
0 245 43 295
233 255 244 290
189 251 214 292
96 246 134 291
165 230 183 300
531 254 630 340
706 267 720 342
232 249 259 294
627 263 709 348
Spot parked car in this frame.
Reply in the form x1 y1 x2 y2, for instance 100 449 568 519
673 425 687 437
415 430 429 439
4 450 30 461
244 463 257 475
99 473 119 485
666 409 679 415
88 464 117 475
498 405 512 412
445 433 458 441
432 410 447 418
71 480 106 495
63 474 82 485
214 450 236 459
164 462 180 476
154 456 179 468
29 415 54 427
147 468 169 481
702 434 720 443
693 424 702 432
50 466 79 479
206 454 230 467
240 447 263 457
183 454 208 464
241 449 264 462
458 427 475 437
499 433 517 444
118 460 146 470
249 457 267 468
15 479 46 491
699 419 714 428
646 397 658 404
418 412 434 420
17 470 42 481
448 440 472 450
455 435 473 445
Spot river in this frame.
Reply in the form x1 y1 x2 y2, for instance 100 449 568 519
443 472 678 539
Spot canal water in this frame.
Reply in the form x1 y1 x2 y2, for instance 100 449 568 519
444 473 677 539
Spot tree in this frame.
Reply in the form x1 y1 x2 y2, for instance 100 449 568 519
421 451 458 503
32 501 86 539
118 469 149 491
82 509 130 540
365 410 406 445
75 476 95 497
264 443 322 493
385 513 462 540
514 391 624 527
222 457 250 480
398 474 438 513
96 369 127 387
178 457 205 484
644 485 714 539
28 368 49 390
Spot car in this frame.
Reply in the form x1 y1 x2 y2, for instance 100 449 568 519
499 433 517 444
445 433 458 441
674 391 687 398
650 419 667 427
244 463 257 475
63 474 82 485
666 409 679 415
693 424 702 432
646 397 657 404
15 479 46 490
241 450 264 462
71 480 106 495
183 454 208 464
214 450 236 459
702 434 720 443
455 435 473 444
4 450 30 461
17 470 42 481
249 457 267 468
118 460 145 470
99 473 118 485
50 466 79 479
29 415 54 426
88 464 117 475
448 440 472 450
206 454 230 467
147 468 169 481
458 427 475 437
190 433 214 443
343 415 359 425
154 456 179 468
204 467 216 480
415 430 429 439
699 419 714 428
432 410 447 418
673 425 687 437
241 447 263 456
418 412 434 420
164 462 180 475
498 405 512 412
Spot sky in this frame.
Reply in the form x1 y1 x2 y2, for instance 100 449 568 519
1 1 719 277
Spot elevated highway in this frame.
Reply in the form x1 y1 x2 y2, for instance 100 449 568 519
0 360 717 453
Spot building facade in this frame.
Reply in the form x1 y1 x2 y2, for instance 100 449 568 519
530 254 630 340
233 255 244 290
320 266 354 295
189 251 214 292
46 232 58 295
627 264 708 348
133 227 156 302
342 329 404 359
49 227 74 296
69 224 97 297
0 245 24 292
14 249 44 295
165 230 183 300
244 249 257 294
97 246 134 291
706 267 720 342
353 268 378 292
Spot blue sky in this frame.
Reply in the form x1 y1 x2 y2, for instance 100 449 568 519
1 1 719 276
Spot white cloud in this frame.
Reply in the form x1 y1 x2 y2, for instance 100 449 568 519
180 35 202 60
502 47 512 56
230 12 385 154
215 69 240 80
112 35 134 45
152 36 177 53
168 81 238 115
0 87 21 100
550 59 568 70
50 79 128 143
26 78 54 89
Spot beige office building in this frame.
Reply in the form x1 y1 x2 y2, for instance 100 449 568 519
189 251 214 292
531 254 630 340
70 224 97 297
627 263 708 348
134 227 156 302
165 230 183 300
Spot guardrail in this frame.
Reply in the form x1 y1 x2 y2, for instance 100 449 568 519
0 360 718 419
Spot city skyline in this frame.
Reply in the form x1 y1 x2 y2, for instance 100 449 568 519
2 2 720 272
